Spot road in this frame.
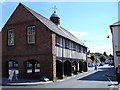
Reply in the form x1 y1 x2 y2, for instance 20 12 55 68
2 65 120 90
36 65 117 88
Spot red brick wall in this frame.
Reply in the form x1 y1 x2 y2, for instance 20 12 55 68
2 4 56 81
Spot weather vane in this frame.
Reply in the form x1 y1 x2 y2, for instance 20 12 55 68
52 5 57 13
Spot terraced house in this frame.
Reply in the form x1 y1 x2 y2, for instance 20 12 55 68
2 3 87 81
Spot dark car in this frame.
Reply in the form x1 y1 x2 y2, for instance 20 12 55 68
99 63 104 66
88 63 94 67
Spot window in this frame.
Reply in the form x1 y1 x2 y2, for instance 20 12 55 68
8 61 18 68
76 45 79 52
8 29 14 46
56 36 60 46
83 47 87 53
73 43 76 51
27 62 32 68
78 46 82 52
56 36 63 47
71 42 74 50
26 61 40 73
65 39 69 49
27 26 36 44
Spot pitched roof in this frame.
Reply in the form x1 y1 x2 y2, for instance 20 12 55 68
20 3 87 47
110 21 120 27
110 21 120 34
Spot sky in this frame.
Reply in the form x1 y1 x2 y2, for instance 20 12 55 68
0 1 119 55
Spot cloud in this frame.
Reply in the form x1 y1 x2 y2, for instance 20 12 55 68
68 31 112 55
0 0 5 3
96 33 112 39
69 31 88 38
89 44 113 55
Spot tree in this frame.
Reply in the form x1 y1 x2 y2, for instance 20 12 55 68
87 50 90 55
90 54 96 62
95 52 102 57
99 55 106 62
103 52 108 57
109 54 113 57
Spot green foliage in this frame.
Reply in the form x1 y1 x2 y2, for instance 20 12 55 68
90 54 96 62
99 55 106 62
103 52 108 57
94 52 102 57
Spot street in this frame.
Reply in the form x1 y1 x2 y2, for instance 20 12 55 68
2 64 120 90
35 65 117 88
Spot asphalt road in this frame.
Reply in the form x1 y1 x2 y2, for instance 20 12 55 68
34 65 117 88
2 65 120 90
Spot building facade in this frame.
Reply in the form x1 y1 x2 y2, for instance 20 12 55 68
0 32 2 77
2 3 87 81
110 21 120 68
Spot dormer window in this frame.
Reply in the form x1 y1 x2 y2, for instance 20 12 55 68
27 26 36 44
8 29 14 46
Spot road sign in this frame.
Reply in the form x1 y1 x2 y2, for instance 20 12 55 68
116 51 120 56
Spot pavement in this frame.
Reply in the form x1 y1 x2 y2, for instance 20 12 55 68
1 64 117 86
2 78 53 86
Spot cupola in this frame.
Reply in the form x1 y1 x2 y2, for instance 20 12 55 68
50 7 60 25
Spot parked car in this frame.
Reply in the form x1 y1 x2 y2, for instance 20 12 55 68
99 63 104 66
88 63 94 67
108 59 114 66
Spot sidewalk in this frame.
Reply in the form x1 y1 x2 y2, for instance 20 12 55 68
2 78 53 86
2 65 116 86
2 68 95 86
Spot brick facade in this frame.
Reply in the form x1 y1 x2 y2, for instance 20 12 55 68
2 3 87 82
2 4 56 81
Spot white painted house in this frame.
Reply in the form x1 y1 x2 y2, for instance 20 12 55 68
110 21 120 68
0 32 1 77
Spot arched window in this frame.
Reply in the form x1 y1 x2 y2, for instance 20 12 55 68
26 60 40 73
8 60 18 69
8 60 19 77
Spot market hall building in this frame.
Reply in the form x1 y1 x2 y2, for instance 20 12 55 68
2 3 87 81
